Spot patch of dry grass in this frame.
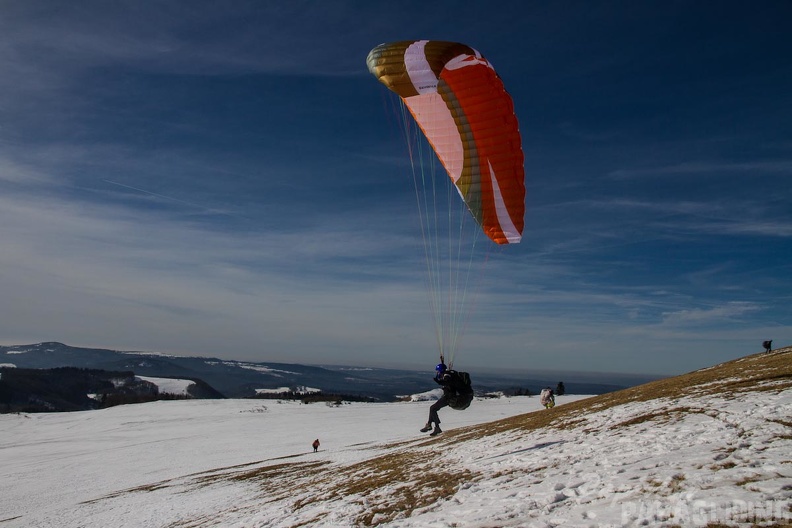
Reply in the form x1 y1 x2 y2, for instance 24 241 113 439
769 418 792 441
609 406 707 429
285 446 477 525
163 443 475 527
644 473 686 495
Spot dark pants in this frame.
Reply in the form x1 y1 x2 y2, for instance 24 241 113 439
428 395 448 425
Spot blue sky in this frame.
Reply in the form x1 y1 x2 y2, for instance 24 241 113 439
1 1 790 376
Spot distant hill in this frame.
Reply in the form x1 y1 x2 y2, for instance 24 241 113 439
0 366 223 413
0 342 650 401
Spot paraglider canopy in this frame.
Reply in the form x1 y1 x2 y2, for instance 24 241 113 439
367 40 525 245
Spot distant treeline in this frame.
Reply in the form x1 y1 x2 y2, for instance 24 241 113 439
502 387 533 397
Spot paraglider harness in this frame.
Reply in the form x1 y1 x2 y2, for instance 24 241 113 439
436 357 474 410
445 370 474 410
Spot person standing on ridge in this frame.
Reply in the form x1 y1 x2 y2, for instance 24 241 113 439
540 387 555 409
312 439 320 452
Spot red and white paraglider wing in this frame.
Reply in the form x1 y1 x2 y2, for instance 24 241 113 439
367 40 525 245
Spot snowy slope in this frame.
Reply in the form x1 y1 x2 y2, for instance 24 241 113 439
1 348 790 527
136 375 195 395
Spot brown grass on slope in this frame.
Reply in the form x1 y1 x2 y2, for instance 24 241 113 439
451 346 792 441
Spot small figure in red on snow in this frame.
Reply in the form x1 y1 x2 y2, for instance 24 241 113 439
312 439 320 452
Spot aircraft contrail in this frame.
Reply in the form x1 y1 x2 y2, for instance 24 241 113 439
103 179 244 218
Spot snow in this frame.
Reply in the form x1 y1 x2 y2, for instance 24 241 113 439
406 388 444 401
1 383 790 527
136 376 195 395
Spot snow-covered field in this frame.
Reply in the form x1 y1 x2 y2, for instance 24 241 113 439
1 350 790 527
1 394 575 527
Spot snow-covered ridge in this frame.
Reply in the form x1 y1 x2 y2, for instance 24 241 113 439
135 376 195 396
119 350 178 358
233 362 301 376
202 359 302 377
1 347 789 527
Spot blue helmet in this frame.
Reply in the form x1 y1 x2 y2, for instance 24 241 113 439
435 363 447 374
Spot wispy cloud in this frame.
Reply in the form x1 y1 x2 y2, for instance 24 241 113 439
661 302 762 326
533 198 792 244
0 2 383 81
0 157 58 185
609 160 792 179
0 180 434 361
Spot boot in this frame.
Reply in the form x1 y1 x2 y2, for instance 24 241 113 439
430 425 442 436
420 423 433 433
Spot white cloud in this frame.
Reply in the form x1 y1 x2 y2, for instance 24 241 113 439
661 301 761 326
0 157 58 185
0 2 374 80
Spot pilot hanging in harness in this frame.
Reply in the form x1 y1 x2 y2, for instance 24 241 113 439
420 355 474 436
